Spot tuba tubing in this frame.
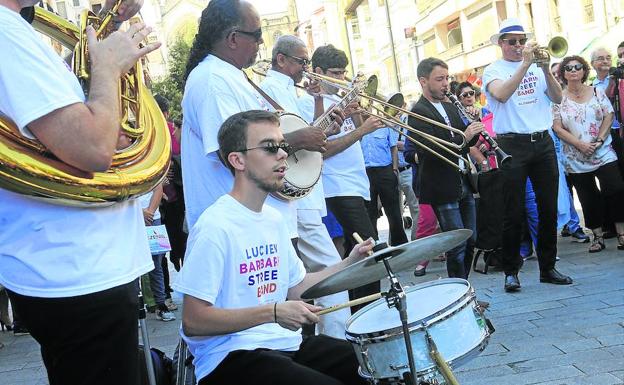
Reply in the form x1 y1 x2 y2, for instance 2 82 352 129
0 4 170 206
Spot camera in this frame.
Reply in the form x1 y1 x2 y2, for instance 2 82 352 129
609 65 624 79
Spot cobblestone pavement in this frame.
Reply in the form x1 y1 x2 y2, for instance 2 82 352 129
1 230 623 385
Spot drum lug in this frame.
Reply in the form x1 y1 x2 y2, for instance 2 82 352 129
361 346 377 378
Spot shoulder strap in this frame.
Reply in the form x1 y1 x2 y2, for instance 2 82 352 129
244 73 284 112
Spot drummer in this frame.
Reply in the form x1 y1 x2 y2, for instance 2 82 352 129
174 110 373 385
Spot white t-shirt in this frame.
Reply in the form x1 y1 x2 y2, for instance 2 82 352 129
181 55 297 237
0 6 152 298
260 70 326 215
138 191 161 221
173 194 306 380
482 60 553 134
321 95 370 200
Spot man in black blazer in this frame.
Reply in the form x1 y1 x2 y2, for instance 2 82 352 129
404 57 483 279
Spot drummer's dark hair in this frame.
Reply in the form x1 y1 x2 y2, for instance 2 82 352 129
218 110 280 172
417 57 448 79
184 0 244 81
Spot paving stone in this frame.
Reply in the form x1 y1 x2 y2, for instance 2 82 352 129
576 323 624 338
508 347 614 372
596 332 624 347
553 337 602 353
574 356 624 374
532 373 624 385
463 365 583 385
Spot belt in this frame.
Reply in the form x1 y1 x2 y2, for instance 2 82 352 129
398 165 411 172
497 130 549 142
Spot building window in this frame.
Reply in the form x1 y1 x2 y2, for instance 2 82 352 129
583 0 595 23
351 18 361 39
447 19 462 48
423 32 436 58
72 0 79 6
56 0 67 18
467 3 494 47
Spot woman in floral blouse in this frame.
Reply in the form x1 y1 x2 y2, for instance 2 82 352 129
553 55 624 252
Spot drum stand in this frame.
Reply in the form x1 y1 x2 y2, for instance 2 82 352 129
377 254 418 385
138 282 158 385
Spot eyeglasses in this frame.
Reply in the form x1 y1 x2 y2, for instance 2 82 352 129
281 53 310 66
233 28 263 42
594 55 612 62
238 142 291 155
502 38 527 46
564 63 584 72
460 90 475 98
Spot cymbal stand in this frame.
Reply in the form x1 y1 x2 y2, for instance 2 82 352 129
377 255 417 385
138 281 157 385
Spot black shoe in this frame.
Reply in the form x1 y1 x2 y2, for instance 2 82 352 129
504 274 521 292
560 225 571 237
540 268 573 285
13 324 29 336
570 228 589 243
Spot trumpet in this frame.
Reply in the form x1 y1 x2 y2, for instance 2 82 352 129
534 36 568 65
445 92 512 166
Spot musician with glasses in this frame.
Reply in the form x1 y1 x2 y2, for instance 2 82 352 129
181 0 337 236
483 18 572 292
174 110 372 385
0 0 159 383
259 35 350 339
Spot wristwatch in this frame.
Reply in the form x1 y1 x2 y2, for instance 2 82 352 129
596 138 605 146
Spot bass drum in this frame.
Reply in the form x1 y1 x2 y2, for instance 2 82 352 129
346 279 490 384
272 112 323 201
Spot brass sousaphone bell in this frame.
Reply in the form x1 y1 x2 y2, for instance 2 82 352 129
0 2 171 206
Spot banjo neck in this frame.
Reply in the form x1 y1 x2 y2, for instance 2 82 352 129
313 87 360 132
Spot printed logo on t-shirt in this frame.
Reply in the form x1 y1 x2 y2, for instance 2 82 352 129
241 243 280 298
517 70 539 104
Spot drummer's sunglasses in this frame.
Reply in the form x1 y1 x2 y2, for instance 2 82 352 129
239 142 291 154
564 63 584 72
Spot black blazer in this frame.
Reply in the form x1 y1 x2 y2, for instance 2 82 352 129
404 96 478 206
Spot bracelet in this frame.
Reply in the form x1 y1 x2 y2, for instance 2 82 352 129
273 302 278 323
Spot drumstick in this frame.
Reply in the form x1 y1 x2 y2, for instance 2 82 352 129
352 232 374 256
316 293 382 315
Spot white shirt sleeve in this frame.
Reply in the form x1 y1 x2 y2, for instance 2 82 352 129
0 21 82 133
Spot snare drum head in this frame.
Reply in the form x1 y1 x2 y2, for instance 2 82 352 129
279 113 322 189
347 279 470 335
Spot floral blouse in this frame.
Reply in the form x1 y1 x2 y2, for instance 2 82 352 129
553 88 617 173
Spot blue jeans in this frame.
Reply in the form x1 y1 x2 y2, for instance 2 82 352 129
148 218 167 306
432 178 477 279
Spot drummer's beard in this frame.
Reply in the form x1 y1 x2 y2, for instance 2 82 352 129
247 169 283 193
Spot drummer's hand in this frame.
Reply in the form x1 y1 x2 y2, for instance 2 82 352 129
275 301 321 330
348 237 375 262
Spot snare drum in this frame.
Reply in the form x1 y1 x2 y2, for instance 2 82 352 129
346 279 489 384
272 112 323 200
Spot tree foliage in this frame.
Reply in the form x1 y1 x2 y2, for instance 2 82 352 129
151 35 191 123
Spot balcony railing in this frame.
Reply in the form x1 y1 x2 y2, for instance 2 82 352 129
440 43 464 60
584 4 594 23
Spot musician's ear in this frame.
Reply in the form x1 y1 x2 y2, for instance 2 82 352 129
227 152 246 172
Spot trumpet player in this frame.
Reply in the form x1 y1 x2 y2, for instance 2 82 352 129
482 18 572 292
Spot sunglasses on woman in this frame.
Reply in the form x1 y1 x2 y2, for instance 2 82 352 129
460 90 475 98
564 63 584 72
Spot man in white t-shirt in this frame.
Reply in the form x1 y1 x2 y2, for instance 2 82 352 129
174 110 373 385
260 35 351 339
482 18 572 292
0 0 160 384
181 0 334 237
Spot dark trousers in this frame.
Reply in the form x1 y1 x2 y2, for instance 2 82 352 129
326 196 378 311
161 197 188 270
568 161 624 230
365 165 408 246
198 335 367 385
7 281 139 385
432 177 477 279
497 133 559 275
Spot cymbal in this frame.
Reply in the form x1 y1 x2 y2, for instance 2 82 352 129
301 229 472 299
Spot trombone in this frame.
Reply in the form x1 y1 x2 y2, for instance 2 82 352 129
251 60 469 171
302 70 468 171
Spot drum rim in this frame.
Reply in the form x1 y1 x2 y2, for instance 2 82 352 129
346 278 472 338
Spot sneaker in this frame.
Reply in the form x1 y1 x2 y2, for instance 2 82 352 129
570 228 589 243
165 298 178 311
156 309 176 322
560 225 571 237
13 324 29 336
